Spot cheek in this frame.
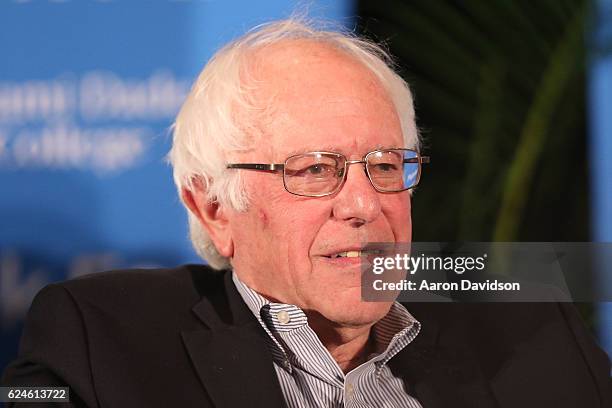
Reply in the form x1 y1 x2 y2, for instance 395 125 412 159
258 209 270 229
281 206 326 247
276 202 331 263
386 193 412 242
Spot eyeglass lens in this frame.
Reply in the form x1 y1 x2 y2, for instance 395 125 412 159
283 150 420 196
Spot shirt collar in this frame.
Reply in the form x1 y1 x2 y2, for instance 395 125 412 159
232 271 420 376
232 272 296 373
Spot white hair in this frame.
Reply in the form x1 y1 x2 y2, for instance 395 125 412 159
168 18 419 270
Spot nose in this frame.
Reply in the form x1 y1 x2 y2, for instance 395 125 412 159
332 162 382 225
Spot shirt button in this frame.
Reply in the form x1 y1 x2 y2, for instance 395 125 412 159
346 383 354 397
277 310 291 324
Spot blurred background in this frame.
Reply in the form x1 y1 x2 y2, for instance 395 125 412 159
1 0 610 374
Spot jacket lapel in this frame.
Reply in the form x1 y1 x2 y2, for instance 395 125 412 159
389 302 500 408
181 271 287 408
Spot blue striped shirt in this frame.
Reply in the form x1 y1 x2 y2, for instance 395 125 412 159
232 272 423 408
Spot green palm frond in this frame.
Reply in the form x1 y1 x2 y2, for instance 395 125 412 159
358 0 589 243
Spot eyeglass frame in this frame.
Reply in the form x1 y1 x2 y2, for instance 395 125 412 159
226 148 431 198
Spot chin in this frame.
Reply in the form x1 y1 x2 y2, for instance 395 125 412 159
323 300 392 328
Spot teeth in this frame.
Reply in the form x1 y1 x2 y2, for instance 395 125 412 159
326 249 383 258
329 250 364 258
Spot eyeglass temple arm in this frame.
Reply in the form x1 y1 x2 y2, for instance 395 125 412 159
226 163 285 172
404 156 430 164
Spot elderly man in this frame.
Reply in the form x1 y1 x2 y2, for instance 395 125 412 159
3 19 611 408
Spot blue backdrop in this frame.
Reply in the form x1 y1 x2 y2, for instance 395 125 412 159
590 0 612 357
0 0 352 373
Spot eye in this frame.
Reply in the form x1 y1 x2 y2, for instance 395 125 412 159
373 163 398 172
305 164 330 175
283 154 341 180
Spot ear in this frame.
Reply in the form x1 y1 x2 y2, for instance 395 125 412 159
182 179 234 258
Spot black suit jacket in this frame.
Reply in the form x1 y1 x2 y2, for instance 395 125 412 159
2 265 611 407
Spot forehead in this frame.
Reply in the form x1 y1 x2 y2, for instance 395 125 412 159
245 40 403 159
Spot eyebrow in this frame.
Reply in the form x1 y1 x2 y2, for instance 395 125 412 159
281 144 404 160
283 145 342 158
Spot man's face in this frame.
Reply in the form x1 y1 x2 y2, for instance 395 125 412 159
227 41 412 328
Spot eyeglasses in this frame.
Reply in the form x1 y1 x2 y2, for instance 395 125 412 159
226 148 430 197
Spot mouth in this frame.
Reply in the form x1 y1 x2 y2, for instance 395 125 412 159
322 249 383 259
